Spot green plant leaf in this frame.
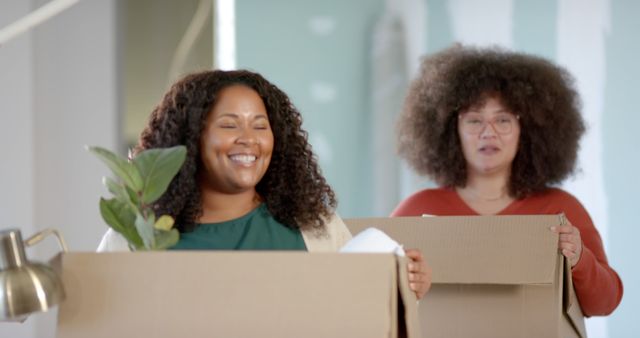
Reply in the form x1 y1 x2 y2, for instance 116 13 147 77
99 198 143 249
153 228 179 250
133 146 187 204
103 176 141 214
154 215 175 231
125 185 141 208
103 176 128 201
88 146 144 191
134 212 155 249
103 176 123 197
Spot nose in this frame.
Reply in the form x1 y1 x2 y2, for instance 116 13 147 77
236 126 258 145
479 121 498 138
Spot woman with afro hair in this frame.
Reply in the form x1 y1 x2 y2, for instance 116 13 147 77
391 44 622 315
98 69 430 299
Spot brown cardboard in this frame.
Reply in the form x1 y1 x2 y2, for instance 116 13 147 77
55 251 419 338
345 215 587 338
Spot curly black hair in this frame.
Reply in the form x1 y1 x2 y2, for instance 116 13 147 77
398 44 585 198
136 69 336 232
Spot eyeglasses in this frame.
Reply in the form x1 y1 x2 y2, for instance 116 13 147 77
458 113 520 135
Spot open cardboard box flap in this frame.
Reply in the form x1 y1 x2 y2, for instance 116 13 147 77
53 251 419 338
564 252 588 337
345 215 587 338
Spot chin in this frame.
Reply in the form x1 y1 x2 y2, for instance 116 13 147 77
233 176 263 189
472 163 501 175
232 181 259 190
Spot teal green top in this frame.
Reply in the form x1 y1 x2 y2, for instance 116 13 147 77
169 204 307 251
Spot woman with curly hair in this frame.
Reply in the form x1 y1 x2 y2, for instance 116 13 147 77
391 45 622 315
98 69 430 298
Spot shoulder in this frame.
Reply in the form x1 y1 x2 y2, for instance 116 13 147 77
528 187 586 211
96 228 132 252
391 187 456 216
523 188 592 226
539 187 579 200
301 212 352 252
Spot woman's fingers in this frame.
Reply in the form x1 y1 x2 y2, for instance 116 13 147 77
559 241 577 252
405 249 423 262
552 224 582 267
551 225 573 234
405 248 432 299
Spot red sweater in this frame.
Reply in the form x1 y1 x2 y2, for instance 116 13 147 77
391 187 623 316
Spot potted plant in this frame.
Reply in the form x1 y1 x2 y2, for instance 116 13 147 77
88 145 186 250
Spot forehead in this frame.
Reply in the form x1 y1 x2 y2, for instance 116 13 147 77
465 94 511 114
210 84 267 116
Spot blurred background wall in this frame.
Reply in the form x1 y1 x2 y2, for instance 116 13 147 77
0 0 637 337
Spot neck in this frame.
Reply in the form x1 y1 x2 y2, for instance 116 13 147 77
462 170 510 201
198 187 261 223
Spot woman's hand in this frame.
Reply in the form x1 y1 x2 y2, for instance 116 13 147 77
551 224 583 267
405 248 432 300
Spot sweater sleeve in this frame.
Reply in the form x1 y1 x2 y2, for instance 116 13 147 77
560 194 623 316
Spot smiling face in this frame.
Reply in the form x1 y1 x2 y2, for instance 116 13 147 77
199 85 274 195
458 95 520 178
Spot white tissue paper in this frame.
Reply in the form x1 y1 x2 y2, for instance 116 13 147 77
340 227 405 256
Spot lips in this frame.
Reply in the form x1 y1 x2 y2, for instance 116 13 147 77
478 145 500 155
229 154 257 164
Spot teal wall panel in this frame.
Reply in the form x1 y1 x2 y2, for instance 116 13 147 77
237 0 385 217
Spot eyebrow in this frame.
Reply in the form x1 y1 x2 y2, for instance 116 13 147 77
215 113 269 120
465 109 511 114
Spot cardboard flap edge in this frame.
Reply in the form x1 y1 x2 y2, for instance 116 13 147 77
396 255 420 338
563 255 587 338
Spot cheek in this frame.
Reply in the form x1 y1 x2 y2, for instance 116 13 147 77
503 134 521 162
261 132 275 155
508 130 521 151
200 134 227 166
202 130 228 152
458 132 475 155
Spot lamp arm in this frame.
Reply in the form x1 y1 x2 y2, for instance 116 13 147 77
24 228 68 253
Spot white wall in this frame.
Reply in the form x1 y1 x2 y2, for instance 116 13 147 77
0 0 120 336
0 1 36 337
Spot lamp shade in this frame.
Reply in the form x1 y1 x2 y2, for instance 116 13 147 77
0 229 65 321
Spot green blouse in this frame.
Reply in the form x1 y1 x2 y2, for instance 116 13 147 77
170 204 307 251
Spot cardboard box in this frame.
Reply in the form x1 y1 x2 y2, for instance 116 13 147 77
53 252 419 338
345 215 586 338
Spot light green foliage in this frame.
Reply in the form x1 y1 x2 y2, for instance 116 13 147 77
89 145 187 250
